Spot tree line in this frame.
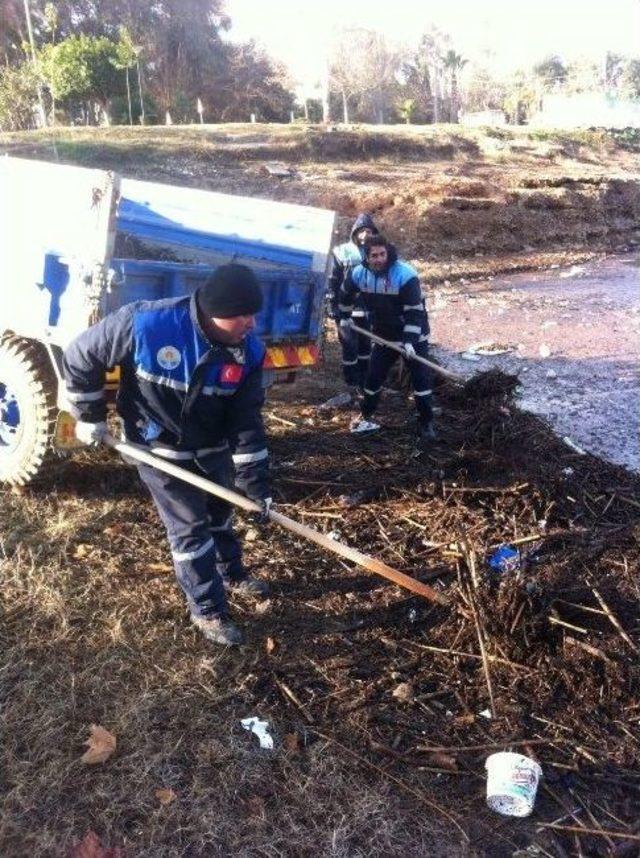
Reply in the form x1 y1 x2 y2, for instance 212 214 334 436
1 2 639 131
0 0 295 129
327 26 640 126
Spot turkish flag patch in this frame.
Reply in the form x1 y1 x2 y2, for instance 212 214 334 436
220 363 243 384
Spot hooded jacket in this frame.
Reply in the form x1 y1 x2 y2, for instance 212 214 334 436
326 213 378 317
62 293 270 502
339 244 429 346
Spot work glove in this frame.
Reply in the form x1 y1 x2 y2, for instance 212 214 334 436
75 420 108 446
252 496 273 525
403 343 416 360
339 317 354 331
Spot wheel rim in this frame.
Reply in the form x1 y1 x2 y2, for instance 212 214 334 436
0 381 23 455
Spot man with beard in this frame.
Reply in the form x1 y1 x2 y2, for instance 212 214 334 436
339 234 436 445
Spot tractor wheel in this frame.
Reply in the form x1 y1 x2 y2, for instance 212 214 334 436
0 335 58 485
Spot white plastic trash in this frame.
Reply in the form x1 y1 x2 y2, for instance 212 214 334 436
485 752 542 817
241 717 274 750
318 391 352 410
350 419 380 434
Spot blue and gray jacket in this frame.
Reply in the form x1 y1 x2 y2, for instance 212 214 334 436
339 244 429 346
62 293 270 502
327 213 378 318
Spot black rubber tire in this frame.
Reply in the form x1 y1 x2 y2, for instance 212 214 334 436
0 335 58 485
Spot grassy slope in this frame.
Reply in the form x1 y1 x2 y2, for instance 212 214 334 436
2 123 639 281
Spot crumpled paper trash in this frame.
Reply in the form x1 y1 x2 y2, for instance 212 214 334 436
241 717 274 749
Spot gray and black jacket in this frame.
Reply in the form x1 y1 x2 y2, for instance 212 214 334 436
326 213 378 318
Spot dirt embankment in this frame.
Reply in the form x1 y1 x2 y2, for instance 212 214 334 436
300 129 640 272
383 172 640 259
2 125 639 278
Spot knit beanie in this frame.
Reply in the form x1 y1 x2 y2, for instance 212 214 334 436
196 264 263 318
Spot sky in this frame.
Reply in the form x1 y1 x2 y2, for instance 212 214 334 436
227 0 640 93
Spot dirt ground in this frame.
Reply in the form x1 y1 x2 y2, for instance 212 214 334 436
1 126 639 856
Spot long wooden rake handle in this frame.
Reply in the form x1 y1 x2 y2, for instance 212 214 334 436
351 323 463 384
105 436 448 606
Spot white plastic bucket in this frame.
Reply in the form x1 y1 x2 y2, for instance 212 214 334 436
485 752 542 817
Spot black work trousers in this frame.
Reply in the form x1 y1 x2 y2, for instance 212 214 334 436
137 451 245 619
361 340 433 428
336 316 371 388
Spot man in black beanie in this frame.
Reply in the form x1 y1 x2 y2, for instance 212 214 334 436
63 263 272 646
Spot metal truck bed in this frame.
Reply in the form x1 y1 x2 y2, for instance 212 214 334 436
0 157 335 483
0 158 334 363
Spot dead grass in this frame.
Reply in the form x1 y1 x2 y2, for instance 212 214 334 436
0 442 463 856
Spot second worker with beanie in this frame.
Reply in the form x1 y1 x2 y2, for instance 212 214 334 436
62 263 273 647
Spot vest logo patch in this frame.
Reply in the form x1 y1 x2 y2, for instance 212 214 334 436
220 364 242 384
156 345 182 370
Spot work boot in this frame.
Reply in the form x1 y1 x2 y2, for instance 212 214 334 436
417 422 438 446
225 576 270 598
191 613 244 646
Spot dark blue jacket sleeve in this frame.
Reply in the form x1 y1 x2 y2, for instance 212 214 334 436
226 365 270 502
62 304 135 422
399 277 427 347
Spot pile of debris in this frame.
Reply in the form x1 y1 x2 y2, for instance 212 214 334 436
254 364 640 855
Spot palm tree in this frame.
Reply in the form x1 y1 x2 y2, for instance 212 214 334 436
405 29 449 124
442 49 467 122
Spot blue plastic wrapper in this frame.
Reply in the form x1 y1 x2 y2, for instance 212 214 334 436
488 545 520 573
